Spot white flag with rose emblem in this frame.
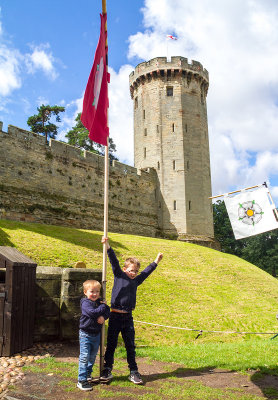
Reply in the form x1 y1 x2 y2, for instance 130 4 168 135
224 186 278 240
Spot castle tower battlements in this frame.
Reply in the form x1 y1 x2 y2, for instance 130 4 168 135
129 56 209 99
129 56 214 237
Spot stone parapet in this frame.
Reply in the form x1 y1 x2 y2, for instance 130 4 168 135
129 56 209 99
34 266 102 342
60 268 102 340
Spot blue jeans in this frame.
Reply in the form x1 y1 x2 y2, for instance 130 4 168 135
104 312 137 371
78 329 100 382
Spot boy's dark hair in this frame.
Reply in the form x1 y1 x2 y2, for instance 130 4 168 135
124 257 140 269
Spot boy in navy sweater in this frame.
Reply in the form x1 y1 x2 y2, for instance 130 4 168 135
77 280 110 391
100 237 163 385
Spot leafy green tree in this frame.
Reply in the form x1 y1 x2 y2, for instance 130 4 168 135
241 230 278 276
213 200 278 276
213 200 245 256
27 105 65 144
66 113 118 160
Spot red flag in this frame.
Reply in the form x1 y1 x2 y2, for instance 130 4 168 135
81 13 109 146
166 34 177 40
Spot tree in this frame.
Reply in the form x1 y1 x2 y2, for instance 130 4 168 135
241 230 278 277
27 104 65 144
213 200 245 256
213 200 278 276
66 113 118 160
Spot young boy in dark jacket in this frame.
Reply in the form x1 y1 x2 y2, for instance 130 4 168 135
100 237 163 385
77 280 110 391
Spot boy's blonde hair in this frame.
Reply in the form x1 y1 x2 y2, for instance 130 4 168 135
83 280 101 292
124 257 140 269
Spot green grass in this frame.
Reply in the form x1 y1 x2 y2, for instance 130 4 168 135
133 340 278 373
1 219 278 346
154 379 262 400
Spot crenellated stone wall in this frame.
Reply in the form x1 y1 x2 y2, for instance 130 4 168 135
0 123 160 237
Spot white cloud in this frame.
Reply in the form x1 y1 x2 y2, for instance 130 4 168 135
0 10 58 99
57 97 83 141
108 64 134 165
25 43 58 80
0 45 22 96
271 186 278 200
36 96 50 107
124 0 278 201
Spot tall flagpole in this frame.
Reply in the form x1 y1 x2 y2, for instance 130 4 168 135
100 0 109 375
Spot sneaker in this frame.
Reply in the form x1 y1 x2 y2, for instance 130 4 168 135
100 368 113 383
77 381 93 391
128 371 143 385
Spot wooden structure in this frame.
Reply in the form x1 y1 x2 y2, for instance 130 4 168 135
0 247 37 356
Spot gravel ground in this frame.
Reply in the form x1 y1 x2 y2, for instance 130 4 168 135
0 342 62 397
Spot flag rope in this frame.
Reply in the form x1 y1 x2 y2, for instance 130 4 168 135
133 320 278 336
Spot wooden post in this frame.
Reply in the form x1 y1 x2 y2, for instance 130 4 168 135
100 0 108 375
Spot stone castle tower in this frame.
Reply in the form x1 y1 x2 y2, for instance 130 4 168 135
129 56 214 238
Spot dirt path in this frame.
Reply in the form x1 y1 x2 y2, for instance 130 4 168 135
1 342 277 400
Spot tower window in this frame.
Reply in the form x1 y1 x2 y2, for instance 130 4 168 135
135 97 138 109
187 161 190 170
185 124 187 132
144 128 147 136
157 161 160 170
189 200 191 210
166 86 173 96
173 160 176 170
156 125 159 133
174 200 177 210
172 123 175 132
143 109 146 119
144 147 146 158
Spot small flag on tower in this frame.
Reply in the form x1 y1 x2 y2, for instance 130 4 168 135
166 34 178 40
81 13 109 146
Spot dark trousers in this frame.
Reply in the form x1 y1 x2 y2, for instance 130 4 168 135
104 312 137 371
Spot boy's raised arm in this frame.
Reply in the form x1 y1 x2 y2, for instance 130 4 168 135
101 236 122 277
154 252 163 265
136 252 163 286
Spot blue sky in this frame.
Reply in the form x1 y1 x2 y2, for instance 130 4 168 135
1 0 278 202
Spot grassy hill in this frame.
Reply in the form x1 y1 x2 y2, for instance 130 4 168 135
0 219 277 346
